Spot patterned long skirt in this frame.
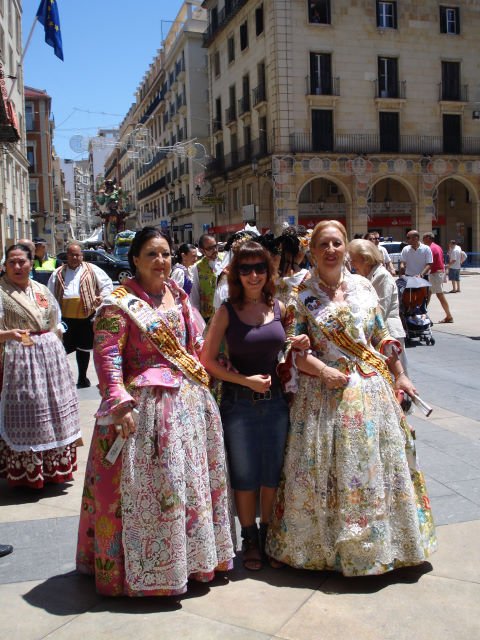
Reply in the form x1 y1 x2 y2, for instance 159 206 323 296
76 380 234 596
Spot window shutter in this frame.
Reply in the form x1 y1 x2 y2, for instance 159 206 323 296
456 8 461 34
393 1 398 28
440 6 447 33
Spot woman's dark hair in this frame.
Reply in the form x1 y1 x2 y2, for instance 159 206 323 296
128 227 172 274
278 226 301 276
6 243 33 262
224 229 258 251
227 240 275 308
174 243 196 265
257 232 282 256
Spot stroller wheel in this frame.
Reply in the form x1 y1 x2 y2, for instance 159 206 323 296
429 337 435 346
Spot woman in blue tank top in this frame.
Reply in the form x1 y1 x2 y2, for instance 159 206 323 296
201 240 308 571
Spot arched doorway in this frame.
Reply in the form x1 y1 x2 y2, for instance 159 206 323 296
297 177 347 230
435 177 476 251
368 178 414 240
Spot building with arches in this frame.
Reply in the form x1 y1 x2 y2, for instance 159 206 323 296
202 0 480 250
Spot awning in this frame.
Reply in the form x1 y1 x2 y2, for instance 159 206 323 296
83 227 104 244
0 63 20 143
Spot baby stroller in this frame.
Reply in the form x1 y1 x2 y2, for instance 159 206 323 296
397 276 435 346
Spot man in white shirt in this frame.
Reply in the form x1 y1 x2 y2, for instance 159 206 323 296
48 243 113 388
399 230 433 278
364 232 396 275
447 240 465 293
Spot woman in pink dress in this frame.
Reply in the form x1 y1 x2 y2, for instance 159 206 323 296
76 227 233 597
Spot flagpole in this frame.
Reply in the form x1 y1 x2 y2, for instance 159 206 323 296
8 15 39 99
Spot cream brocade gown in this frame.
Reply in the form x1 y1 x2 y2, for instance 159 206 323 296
266 272 437 576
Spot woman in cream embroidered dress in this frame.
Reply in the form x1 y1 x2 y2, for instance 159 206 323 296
0 244 80 488
76 227 233 597
267 221 437 576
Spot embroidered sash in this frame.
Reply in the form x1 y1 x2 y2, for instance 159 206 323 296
315 306 393 384
110 286 210 388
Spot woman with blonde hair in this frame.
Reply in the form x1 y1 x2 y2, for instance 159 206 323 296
267 220 436 576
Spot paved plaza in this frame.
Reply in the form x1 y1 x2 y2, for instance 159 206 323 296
1 272 479 639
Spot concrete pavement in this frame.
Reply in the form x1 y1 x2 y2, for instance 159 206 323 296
1 272 479 639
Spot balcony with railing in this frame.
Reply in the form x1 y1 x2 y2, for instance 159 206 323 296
439 82 468 102
137 176 167 200
175 58 185 78
252 83 266 108
289 132 480 155
374 80 406 100
238 95 250 117
209 136 270 175
203 0 248 47
305 76 340 97
225 105 236 125
176 92 186 110
212 118 222 133
139 94 162 124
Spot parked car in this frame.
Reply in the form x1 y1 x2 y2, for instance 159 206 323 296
56 249 132 283
379 240 406 274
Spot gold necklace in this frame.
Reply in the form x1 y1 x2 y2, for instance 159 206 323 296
316 272 344 292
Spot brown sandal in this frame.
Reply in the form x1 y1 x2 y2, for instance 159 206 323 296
259 522 284 569
241 525 263 571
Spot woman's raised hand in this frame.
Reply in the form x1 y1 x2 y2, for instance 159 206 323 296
245 374 271 393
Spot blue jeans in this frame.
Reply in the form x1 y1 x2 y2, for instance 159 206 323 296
220 385 289 491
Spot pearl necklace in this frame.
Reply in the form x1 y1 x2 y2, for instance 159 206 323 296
317 272 344 292
147 289 166 304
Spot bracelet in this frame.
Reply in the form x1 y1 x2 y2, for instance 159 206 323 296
319 362 327 378
396 369 405 377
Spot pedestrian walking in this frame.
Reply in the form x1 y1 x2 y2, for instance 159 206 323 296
48 242 113 388
422 233 453 322
447 240 466 293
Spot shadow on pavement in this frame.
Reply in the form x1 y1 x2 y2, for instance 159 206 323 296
0 480 72 505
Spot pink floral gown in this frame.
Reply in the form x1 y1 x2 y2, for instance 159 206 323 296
76 278 234 596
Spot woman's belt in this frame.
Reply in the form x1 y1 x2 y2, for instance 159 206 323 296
222 382 284 403
29 330 50 335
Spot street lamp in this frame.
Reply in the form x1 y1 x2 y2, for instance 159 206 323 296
448 195 456 208
195 184 201 199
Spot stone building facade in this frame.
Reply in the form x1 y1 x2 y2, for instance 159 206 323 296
202 0 480 250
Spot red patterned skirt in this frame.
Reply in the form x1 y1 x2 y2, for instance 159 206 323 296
0 438 77 489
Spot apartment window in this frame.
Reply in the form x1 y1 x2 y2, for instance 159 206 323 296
213 51 220 77
378 57 398 98
310 53 332 95
210 6 218 31
233 187 240 211
231 132 238 164
244 124 251 154
312 109 333 152
259 116 267 154
227 36 235 63
215 97 222 129
308 0 331 24
27 146 35 170
255 5 264 35
440 6 460 34
25 103 34 130
376 1 397 29
241 74 250 112
443 114 461 153
240 21 249 50
441 61 461 100
379 111 400 152
29 182 39 212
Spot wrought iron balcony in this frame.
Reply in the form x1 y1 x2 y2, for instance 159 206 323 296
225 105 236 125
289 132 480 155
238 95 250 116
212 118 222 133
305 76 340 97
202 0 249 47
252 83 266 107
438 82 469 102
374 80 406 99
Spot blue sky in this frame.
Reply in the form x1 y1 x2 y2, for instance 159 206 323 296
22 0 183 159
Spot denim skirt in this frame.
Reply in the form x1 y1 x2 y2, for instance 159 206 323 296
220 384 289 491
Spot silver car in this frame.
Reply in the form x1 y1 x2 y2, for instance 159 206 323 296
380 241 407 274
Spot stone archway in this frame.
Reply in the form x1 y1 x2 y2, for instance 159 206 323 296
296 175 350 230
368 176 416 240
434 176 479 251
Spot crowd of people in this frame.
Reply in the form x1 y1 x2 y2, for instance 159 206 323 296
2 221 456 594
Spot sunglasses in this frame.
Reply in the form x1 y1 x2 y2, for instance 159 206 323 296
238 262 268 276
203 244 218 253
